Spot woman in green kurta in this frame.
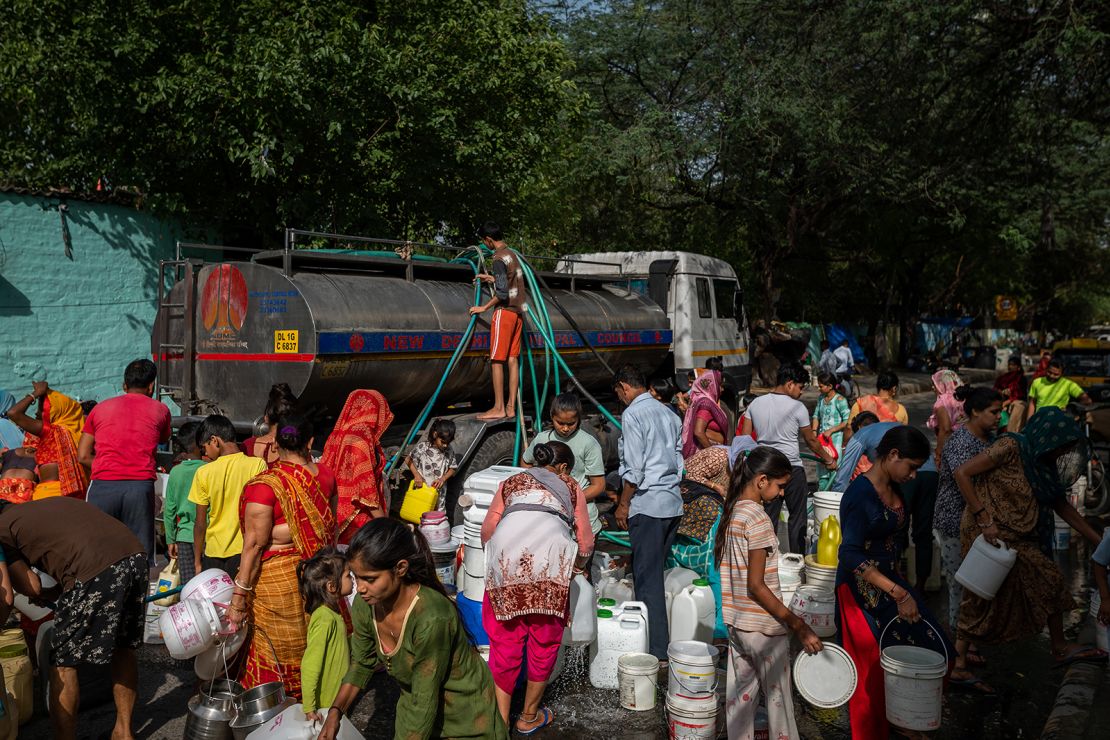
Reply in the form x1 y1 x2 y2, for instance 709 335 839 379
317 518 507 740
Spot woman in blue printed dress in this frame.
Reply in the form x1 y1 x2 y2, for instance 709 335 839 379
836 426 955 739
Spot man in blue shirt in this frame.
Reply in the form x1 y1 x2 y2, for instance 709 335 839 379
613 364 683 662
831 415 900 492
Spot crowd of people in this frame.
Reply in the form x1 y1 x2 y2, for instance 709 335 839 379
0 338 1106 740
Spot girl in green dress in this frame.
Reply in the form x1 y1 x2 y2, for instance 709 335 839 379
317 518 507 740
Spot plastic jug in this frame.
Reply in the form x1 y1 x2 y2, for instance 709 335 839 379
954 534 1018 600
599 577 634 606
589 601 650 689
399 481 439 524
663 567 699 626
669 579 716 644
154 558 181 607
816 515 841 567
563 574 597 646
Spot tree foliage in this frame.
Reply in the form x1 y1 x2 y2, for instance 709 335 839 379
527 0 1110 333
0 0 580 244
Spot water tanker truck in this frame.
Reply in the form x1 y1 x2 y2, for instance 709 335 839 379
153 232 751 501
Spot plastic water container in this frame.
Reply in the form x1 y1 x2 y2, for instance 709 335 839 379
462 507 487 602
779 553 805 586
181 569 235 604
598 576 635 606
670 580 715 644
462 465 523 511
400 482 438 524
419 510 451 545
955 535 1018 600
803 554 837 593
589 601 650 689
564 574 598 646
789 586 837 638
667 641 718 700
160 597 227 659
812 491 844 526
881 645 947 731
663 567 699 624
618 653 659 711
666 693 717 740
429 537 459 592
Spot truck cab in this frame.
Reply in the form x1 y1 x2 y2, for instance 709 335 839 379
557 250 751 401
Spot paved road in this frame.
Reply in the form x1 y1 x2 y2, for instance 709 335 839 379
17 389 1102 739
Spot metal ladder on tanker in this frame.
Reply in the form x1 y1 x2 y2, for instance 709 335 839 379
154 258 202 414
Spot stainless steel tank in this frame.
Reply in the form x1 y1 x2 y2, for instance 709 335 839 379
154 253 671 421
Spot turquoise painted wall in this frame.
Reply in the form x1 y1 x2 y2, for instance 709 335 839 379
0 192 183 404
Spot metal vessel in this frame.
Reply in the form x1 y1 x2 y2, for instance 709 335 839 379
154 249 672 422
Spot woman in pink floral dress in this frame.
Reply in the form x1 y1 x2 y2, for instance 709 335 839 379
480 440 594 735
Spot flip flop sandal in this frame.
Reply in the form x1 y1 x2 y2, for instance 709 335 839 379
516 706 555 736
949 675 996 695
1052 646 1108 669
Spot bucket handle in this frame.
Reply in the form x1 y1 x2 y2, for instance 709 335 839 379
879 616 949 666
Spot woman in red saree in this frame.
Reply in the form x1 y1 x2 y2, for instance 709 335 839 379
320 390 393 545
4 384 87 499
227 414 336 698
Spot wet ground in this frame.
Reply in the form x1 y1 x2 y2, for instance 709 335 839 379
16 391 1109 738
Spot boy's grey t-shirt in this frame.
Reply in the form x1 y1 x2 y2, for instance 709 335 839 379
742 392 810 467
523 428 605 533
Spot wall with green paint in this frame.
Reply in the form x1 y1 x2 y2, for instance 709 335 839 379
0 192 182 405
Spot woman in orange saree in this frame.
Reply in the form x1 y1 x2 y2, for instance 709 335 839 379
320 390 393 545
228 414 336 698
4 385 87 499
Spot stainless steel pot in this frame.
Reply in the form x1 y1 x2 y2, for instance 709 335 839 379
233 681 286 717
183 681 244 740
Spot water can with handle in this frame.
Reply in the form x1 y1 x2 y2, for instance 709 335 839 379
954 534 1017 600
563 573 598 645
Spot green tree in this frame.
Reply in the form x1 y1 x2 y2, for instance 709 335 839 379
0 0 581 244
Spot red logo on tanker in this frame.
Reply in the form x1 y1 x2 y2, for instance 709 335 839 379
349 334 366 352
201 265 248 337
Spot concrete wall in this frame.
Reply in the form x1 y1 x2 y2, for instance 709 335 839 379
0 192 182 403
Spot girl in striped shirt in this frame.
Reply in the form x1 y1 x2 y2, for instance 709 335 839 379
716 446 824 740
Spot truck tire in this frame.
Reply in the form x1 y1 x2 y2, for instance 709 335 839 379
446 429 518 523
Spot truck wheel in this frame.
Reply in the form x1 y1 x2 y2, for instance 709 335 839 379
446 430 518 523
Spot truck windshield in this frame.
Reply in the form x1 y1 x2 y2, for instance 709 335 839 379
713 279 737 320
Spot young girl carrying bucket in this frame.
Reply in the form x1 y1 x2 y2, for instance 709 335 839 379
716 446 823 739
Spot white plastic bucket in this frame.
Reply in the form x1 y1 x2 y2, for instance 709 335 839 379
789 586 836 638
879 618 948 732
159 598 223 659
881 645 947 731
812 491 844 526
666 694 717 740
667 641 718 700
618 652 659 711
429 539 457 591
803 554 837 593
954 535 1017 600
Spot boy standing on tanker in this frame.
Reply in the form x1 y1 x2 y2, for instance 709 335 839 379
469 221 529 421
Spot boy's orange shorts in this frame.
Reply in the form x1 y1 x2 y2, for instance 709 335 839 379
490 308 522 362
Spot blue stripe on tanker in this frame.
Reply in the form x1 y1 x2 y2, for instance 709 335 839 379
317 329 673 355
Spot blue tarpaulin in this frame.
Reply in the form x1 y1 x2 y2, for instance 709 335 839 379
824 324 867 367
